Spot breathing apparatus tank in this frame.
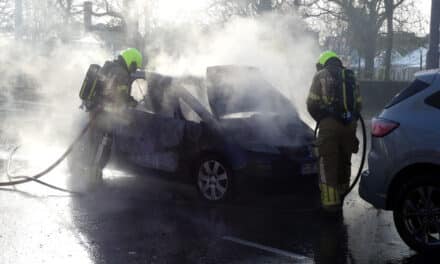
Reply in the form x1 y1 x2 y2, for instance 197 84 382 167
79 64 102 111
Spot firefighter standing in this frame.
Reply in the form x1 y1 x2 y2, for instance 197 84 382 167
74 48 143 190
307 51 362 212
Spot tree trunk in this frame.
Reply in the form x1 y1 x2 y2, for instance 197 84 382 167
63 0 72 25
84 1 92 31
256 0 272 14
427 0 440 69
346 7 379 80
123 0 140 47
15 0 22 40
384 0 394 80
364 45 376 79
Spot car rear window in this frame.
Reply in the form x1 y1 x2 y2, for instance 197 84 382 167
425 91 440 109
385 79 430 108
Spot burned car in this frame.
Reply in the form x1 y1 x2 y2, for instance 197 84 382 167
107 65 318 201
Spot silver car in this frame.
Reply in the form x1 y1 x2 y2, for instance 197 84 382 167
359 70 440 253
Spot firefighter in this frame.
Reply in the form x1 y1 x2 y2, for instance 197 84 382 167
307 51 362 212
77 48 143 189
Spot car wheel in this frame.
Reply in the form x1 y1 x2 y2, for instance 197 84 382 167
195 156 233 202
393 175 440 253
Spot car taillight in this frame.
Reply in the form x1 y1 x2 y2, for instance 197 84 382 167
371 118 399 137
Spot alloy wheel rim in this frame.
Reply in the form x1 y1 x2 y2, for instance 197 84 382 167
198 160 228 201
402 185 440 246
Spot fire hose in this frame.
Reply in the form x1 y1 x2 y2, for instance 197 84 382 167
314 114 367 200
0 119 93 194
0 70 145 193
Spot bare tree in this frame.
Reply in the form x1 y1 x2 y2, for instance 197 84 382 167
0 0 14 33
384 0 394 80
93 0 125 21
56 0 73 24
306 0 406 79
207 0 302 21
384 0 425 79
250 0 286 14
56 0 84 25
56 0 127 29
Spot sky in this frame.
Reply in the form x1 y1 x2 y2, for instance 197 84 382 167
150 0 211 25
419 0 431 17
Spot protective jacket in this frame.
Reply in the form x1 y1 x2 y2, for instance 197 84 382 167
307 59 362 124
98 57 136 109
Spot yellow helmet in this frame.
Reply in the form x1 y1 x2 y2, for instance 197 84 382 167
120 48 143 70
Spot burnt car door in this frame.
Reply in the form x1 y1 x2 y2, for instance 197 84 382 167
113 74 185 172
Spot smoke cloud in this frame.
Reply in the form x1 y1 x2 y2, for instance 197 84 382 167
147 13 320 124
0 35 110 171
0 10 320 179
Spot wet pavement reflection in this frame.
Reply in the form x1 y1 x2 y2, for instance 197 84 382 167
0 121 436 264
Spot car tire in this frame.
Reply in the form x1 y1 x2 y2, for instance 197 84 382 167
195 155 233 202
393 174 440 253
67 131 110 193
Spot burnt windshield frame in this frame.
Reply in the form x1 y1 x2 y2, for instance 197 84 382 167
385 79 430 109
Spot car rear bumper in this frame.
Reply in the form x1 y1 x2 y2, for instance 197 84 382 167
359 170 387 209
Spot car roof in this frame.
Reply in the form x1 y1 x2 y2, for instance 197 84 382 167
415 69 439 84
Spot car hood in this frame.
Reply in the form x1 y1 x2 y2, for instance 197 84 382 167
206 65 299 119
219 111 314 150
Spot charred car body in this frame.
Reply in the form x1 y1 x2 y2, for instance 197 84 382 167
77 65 318 201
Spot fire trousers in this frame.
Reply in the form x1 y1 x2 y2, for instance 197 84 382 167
316 117 358 209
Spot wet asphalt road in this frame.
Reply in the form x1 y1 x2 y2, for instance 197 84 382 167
0 112 437 264
0 154 437 264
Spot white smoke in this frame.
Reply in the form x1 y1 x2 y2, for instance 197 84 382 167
146 13 320 123
0 9 321 178
0 35 111 171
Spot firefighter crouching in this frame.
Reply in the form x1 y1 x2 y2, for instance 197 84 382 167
306 51 362 212
73 48 142 190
